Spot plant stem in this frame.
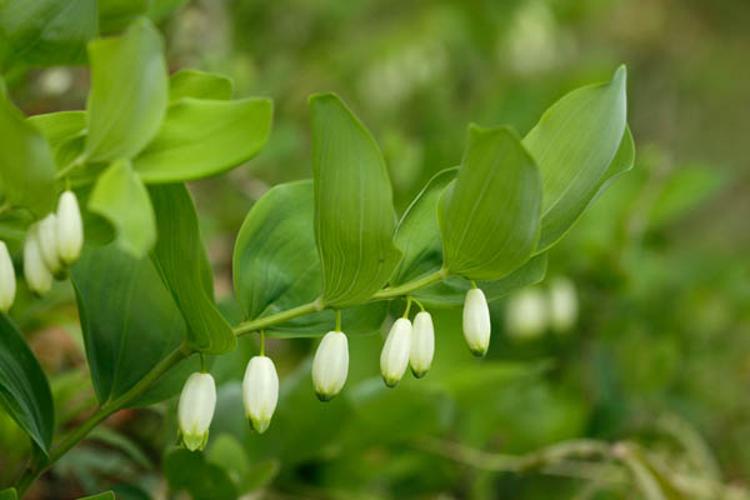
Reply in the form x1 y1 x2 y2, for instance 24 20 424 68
233 298 325 337
371 268 447 300
54 154 85 180
15 345 189 496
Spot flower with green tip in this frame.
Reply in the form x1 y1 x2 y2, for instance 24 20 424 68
380 317 412 387
409 311 434 378
177 372 216 451
312 330 349 401
0 241 16 312
23 230 53 296
242 355 279 433
463 288 491 356
55 190 83 265
37 213 62 276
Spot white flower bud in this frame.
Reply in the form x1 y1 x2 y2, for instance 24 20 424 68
0 241 16 312
23 230 53 295
548 277 578 333
463 288 491 356
380 318 412 387
242 355 279 434
177 372 216 451
55 190 83 265
312 331 349 401
36 214 62 275
409 311 434 378
505 288 547 340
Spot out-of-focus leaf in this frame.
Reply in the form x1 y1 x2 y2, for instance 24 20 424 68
164 448 238 500
88 159 156 258
85 18 167 162
77 491 116 500
414 253 547 307
27 111 86 150
133 97 272 183
71 243 186 404
150 184 235 354
649 165 725 228
88 427 152 468
97 0 148 34
169 69 234 102
0 0 96 71
440 125 541 280
207 433 278 493
0 92 56 216
0 489 17 500
310 93 402 306
523 66 629 251
392 168 457 285
0 314 54 455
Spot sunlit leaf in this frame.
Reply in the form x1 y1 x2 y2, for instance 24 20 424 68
169 69 234 102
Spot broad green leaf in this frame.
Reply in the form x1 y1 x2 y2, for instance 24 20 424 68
649 164 725 228
89 160 156 257
310 93 402 306
27 111 86 149
97 0 149 34
414 253 548 308
71 243 186 404
233 180 386 336
85 17 168 162
150 184 235 354
169 69 234 102
440 125 542 280
0 0 96 71
523 66 628 251
0 92 56 215
391 168 457 285
133 97 272 183
164 448 238 500
0 314 54 454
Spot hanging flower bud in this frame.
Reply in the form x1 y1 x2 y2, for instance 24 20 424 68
242 355 279 434
380 318 412 387
505 288 547 340
55 190 83 265
36 214 62 276
177 372 216 451
463 288 491 356
23 230 53 295
410 311 434 378
548 277 578 333
312 331 349 401
0 241 16 312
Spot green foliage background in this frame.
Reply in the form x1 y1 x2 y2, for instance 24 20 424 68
1 0 749 498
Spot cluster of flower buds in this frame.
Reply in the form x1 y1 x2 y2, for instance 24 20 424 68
505 277 578 339
0 191 83 309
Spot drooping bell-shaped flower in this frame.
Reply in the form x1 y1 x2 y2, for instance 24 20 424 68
0 241 16 312
177 372 216 451
505 288 547 340
312 330 349 401
463 288 491 356
409 311 435 378
380 318 412 387
242 355 279 433
23 230 53 296
55 190 83 265
36 214 62 276
548 277 578 333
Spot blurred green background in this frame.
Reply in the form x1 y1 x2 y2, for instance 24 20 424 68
2 0 749 498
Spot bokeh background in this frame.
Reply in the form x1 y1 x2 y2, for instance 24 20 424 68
2 0 749 498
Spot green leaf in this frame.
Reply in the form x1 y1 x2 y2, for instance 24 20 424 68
97 0 149 34
414 253 548 308
0 488 17 500
85 17 168 162
164 448 238 500
391 168 457 285
77 491 116 500
27 111 86 150
649 164 725 228
0 314 54 454
440 125 542 280
0 0 97 71
88 159 156 257
169 69 234 102
71 243 186 404
523 66 629 251
233 180 386 336
0 92 56 216
309 93 402 306
150 184 236 354
133 97 272 183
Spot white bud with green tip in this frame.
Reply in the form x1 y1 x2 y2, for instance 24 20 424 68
505 288 547 339
312 330 349 401
177 372 216 451
0 241 16 312
55 190 83 265
409 311 435 378
242 355 279 433
23 230 53 295
380 317 412 387
463 288 491 356
548 277 578 333
36 213 62 275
